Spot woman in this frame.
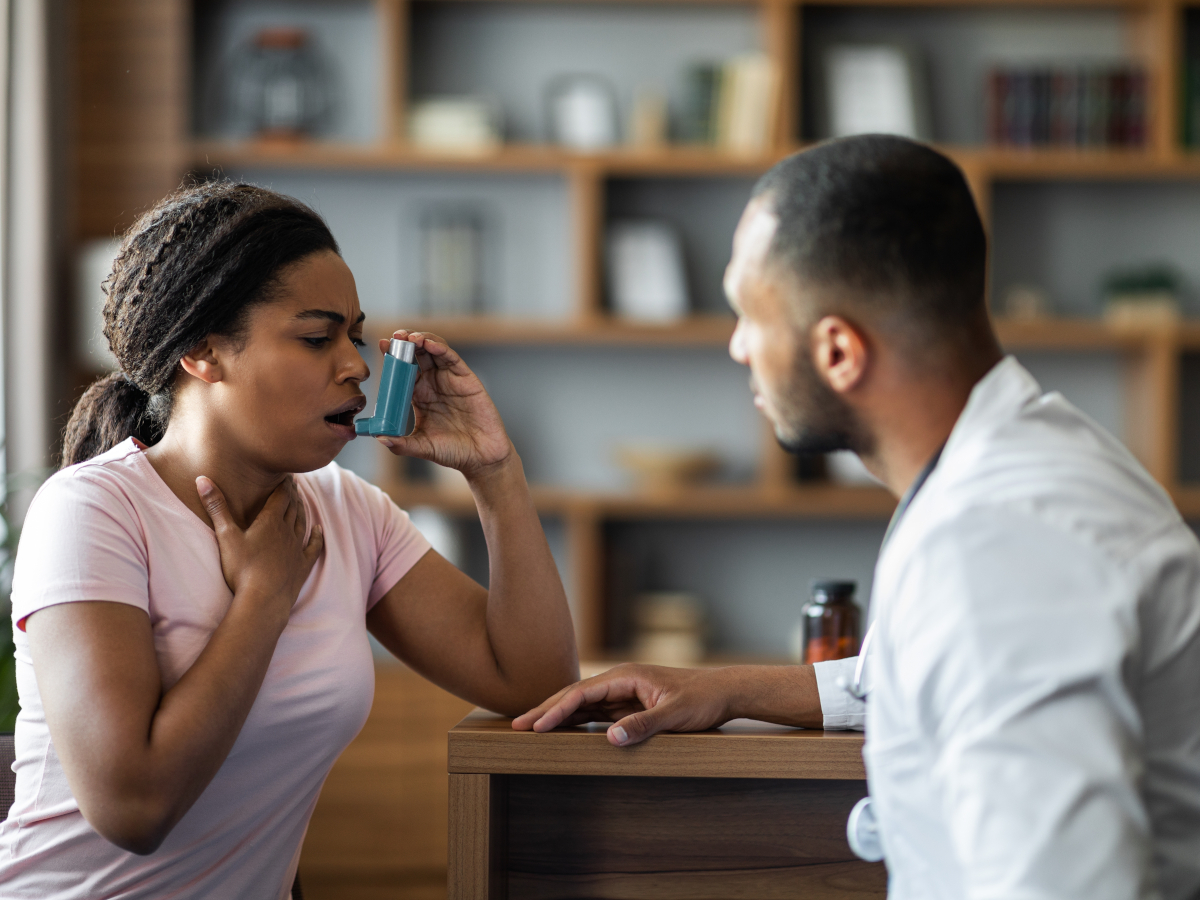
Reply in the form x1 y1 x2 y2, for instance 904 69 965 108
0 182 578 897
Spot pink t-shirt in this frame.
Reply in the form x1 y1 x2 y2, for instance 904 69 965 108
0 438 431 899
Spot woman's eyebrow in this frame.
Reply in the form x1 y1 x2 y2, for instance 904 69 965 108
293 309 367 325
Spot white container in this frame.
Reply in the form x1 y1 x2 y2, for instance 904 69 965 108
606 220 689 322
547 75 618 151
409 97 500 153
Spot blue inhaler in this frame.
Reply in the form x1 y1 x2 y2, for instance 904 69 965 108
355 338 418 437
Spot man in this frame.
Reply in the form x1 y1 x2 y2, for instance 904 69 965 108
514 135 1200 899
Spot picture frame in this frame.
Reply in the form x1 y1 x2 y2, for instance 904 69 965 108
812 40 934 142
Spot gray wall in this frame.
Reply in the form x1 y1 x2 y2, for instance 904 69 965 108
802 6 1132 143
992 181 1200 317
224 169 573 320
411 2 760 143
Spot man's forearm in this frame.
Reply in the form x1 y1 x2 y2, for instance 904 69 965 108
714 664 824 729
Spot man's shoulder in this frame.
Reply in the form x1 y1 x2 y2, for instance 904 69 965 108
885 399 1190 599
942 391 1174 539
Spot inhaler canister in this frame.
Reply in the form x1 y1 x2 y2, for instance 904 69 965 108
354 339 418 437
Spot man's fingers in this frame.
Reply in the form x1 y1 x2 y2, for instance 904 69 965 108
608 703 675 747
196 477 232 533
532 677 642 732
526 685 591 732
513 679 599 732
512 683 576 731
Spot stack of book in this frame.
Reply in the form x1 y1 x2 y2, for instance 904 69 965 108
1182 58 1200 147
986 65 1147 148
679 54 779 153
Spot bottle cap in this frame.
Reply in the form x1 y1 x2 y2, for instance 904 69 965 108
388 338 416 363
810 580 856 603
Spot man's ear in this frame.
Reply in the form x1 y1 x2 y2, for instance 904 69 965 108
810 315 869 395
179 337 224 385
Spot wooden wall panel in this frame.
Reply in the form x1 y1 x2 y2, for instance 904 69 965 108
73 0 188 238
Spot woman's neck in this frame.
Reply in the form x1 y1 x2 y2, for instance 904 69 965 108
144 418 287 530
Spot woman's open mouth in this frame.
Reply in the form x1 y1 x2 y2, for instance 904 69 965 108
324 397 367 437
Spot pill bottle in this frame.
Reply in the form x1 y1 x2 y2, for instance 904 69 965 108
801 580 860 664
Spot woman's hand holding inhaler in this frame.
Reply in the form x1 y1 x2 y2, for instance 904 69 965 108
371 330 514 482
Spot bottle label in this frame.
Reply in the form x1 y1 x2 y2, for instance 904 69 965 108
806 635 857 663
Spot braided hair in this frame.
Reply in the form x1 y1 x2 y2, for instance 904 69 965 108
61 181 339 467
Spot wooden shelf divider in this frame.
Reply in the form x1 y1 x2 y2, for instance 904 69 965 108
569 162 606 321
377 0 408 144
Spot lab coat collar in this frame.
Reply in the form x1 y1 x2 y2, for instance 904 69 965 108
878 356 1040 574
940 355 1041 470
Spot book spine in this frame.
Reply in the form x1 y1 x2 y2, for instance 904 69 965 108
987 68 1006 145
1086 68 1108 148
1032 69 1051 145
1108 67 1127 147
1013 70 1033 146
1126 67 1146 147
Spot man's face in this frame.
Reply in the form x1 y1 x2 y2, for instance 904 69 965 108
724 198 863 454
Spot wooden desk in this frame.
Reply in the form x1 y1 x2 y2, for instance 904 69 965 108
448 710 886 899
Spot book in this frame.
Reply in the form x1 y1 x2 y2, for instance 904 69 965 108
986 63 1146 148
679 63 722 144
715 54 779 153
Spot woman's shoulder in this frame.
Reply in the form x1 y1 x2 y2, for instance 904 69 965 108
296 462 425 546
33 438 153 512
296 461 394 521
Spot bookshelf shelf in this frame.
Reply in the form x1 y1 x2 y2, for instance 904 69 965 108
383 480 897 520
193 139 1200 185
191 139 785 175
371 315 1175 351
371 314 737 346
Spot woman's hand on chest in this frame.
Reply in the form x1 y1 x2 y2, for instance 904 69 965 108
196 474 324 627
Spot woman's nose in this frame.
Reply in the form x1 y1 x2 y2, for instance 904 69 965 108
340 342 370 383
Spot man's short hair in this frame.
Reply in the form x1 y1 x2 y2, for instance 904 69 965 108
753 135 987 337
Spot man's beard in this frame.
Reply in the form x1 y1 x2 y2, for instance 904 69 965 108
771 349 872 456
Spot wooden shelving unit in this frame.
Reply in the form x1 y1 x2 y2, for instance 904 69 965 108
66 1 1200 895
71 0 1200 661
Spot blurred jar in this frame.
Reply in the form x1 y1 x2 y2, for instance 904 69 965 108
229 27 332 139
801 580 860 664
632 592 706 666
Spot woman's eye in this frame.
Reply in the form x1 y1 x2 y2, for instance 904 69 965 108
303 337 330 348
351 337 366 348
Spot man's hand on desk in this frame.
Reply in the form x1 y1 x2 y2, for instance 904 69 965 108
511 663 824 746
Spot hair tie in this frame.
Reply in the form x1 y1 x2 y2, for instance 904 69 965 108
121 372 148 395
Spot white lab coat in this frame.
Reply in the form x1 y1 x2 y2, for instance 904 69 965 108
815 357 1200 899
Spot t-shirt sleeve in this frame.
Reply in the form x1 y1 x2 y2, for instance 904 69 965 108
338 469 432 610
10 470 150 631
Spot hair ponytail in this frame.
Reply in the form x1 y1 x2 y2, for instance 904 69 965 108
59 181 338 468
61 374 162 466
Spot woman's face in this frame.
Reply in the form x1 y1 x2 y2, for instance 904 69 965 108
205 250 371 474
